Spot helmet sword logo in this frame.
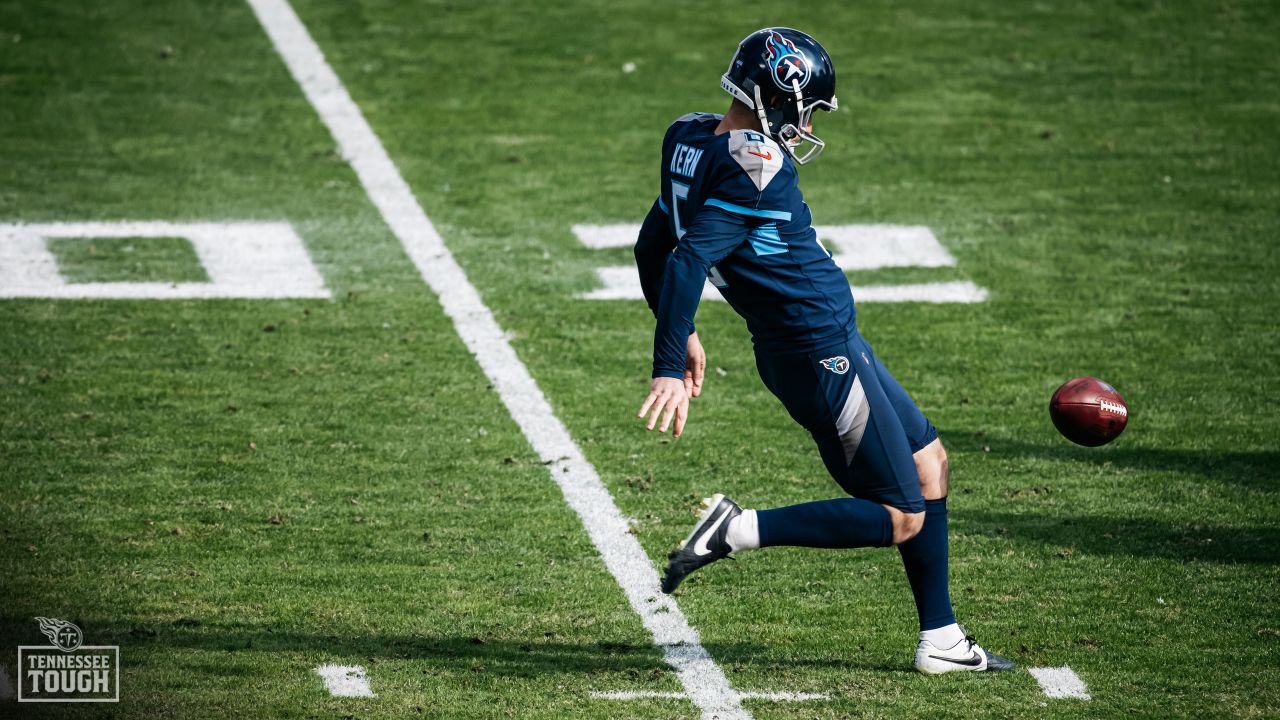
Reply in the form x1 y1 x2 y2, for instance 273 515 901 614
764 31 811 91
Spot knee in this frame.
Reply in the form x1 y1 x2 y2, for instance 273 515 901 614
916 439 949 500
933 442 949 488
890 509 925 545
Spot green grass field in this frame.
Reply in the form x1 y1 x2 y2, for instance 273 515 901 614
2 0 1278 717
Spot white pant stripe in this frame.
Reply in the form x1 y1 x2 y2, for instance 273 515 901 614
836 374 870 464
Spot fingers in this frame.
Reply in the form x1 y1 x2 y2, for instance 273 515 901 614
638 381 689 435
686 332 706 399
659 400 676 433
637 391 659 419
647 395 665 430
644 384 671 431
673 395 689 437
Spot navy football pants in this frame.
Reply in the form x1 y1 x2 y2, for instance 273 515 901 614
754 332 936 514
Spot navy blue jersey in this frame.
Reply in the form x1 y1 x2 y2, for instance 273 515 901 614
635 112 856 379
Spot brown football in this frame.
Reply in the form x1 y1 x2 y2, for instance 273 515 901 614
1049 377 1128 446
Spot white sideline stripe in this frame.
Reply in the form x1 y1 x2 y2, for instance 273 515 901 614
1029 666 1091 700
0 221 330 299
592 690 828 702
580 266 987 304
0 665 14 701
315 664 375 697
246 2 749 718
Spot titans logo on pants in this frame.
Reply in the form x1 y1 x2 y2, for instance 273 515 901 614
820 356 850 375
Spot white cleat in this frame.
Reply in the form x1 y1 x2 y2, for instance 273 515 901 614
914 633 1016 674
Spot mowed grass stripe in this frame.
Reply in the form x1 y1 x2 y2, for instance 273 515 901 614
244 0 747 716
0 1 671 718
292 1 1279 717
2 0 1278 717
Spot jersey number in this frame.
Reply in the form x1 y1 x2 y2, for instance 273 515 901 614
670 180 728 289
670 180 690 239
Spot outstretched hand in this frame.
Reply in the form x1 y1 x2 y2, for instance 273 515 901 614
638 376 690 438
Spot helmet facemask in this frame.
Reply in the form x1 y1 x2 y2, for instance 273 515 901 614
750 82 838 165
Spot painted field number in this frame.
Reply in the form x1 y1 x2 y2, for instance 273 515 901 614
571 223 987 304
0 221 330 299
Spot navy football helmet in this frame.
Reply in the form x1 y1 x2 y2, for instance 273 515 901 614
720 28 838 164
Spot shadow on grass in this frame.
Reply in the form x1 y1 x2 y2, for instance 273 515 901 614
0 618 904 678
941 429 1280 565
948 429 1280 493
955 509 1280 565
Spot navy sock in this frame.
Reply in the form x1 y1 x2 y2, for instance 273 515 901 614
897 497 956 631
757 498 893 549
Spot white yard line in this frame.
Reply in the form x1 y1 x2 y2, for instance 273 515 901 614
315 664 375 697
245 1 748 717
1029 666 1091 700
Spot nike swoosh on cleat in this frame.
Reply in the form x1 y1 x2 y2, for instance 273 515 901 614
928 651 983 667
691 505 731 556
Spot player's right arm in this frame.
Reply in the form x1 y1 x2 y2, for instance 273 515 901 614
651 129 789 381
633 198 707 398
650 206 748 380
633 197 675 318
639 206 749 437
638 125 784 436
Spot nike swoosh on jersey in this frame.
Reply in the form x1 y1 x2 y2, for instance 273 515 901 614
692 505 732 556
927 652 983 667
747 150 773 160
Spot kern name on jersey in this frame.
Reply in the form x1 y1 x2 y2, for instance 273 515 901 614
658 113 855 353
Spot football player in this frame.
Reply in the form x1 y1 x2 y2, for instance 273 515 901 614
634 27 1014 674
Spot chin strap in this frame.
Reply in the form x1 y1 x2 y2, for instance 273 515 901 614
751 84 772 136
752 83 803 162
746 80 827 164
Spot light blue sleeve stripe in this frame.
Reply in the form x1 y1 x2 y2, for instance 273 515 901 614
656 196 669 213
704 198 792 221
